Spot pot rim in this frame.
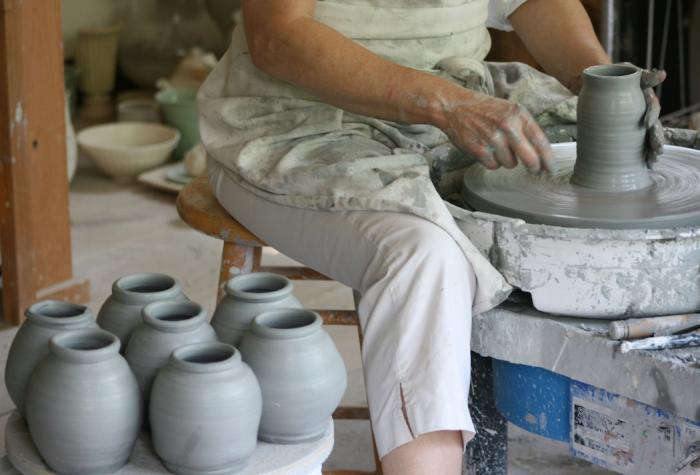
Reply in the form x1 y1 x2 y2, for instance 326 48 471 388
25 300 92 328
170 342 241 373
251 308 322 340
112 272 183 304
583 64 641 84
142 300 207 333
224 272 293 303
50 329 120 364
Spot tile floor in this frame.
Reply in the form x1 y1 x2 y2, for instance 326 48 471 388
60 166 611 474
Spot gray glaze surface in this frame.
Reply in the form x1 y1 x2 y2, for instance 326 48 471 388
124 301 218 426
25 329 142 474
4 301 97 417
150 342 262 475
211 273 302 346
97 273 187 349
462 145 700 229
239 309 347 444
572 64 651 191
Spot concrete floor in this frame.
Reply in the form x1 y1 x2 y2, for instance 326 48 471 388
1 166 613 474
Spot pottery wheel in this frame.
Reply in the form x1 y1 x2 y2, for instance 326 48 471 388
462 144 700 229
4 411 333 475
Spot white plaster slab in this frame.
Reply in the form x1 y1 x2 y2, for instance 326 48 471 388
5 412 333 475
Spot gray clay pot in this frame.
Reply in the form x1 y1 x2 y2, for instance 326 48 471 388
4 300 97 417
97 272 187 349
572 64 649 192
150 342 262 474
125 300 218 425
211 273 302 346
25 328 142 474
239 308 347 443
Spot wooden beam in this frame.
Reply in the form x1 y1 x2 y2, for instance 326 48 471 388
0 0 88 324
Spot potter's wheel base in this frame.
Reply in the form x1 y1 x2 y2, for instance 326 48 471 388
462 144 700 230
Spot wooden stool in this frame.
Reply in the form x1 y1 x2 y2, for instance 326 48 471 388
177 176 381 475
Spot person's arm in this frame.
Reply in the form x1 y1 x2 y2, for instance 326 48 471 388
508 0 611 92
243 0 554 173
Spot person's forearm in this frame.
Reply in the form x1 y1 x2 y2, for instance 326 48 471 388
509 0 611 92
243 3 464 129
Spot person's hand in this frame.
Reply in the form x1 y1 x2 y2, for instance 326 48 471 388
441 92 555 174
639 68 666 167
618 63 666 167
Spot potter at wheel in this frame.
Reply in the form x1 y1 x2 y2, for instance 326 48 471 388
463 64 700 230
462 144 700 229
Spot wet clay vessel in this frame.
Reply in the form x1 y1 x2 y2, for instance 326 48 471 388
211 273 302 346
150 342 262 474
462 65 700 229
97 273 187 349
125 300 218 426
25 329 141 474
5 301 97 417
572 64 650 191
239 309 347 444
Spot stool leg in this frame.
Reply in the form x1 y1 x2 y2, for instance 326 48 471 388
218 242 256 303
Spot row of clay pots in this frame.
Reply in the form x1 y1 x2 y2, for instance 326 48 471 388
4 271 347 474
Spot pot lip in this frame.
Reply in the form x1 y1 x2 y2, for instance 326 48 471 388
583 64 641 82
251 308 322 340
142 300 207 333
50 329 120 364
112 272 183 304
170 342 241 373
25 300 92 328
224 272 294 303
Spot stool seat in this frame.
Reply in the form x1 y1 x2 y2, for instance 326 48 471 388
176 176 265 246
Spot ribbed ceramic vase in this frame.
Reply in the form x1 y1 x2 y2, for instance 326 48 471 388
239 309 347 443
125 300 218 425
211 273 302 346
97 273 187 349
25 329 141 474
76 25 121 122
5 300 97 417
572 64 650 192
150 342 262 474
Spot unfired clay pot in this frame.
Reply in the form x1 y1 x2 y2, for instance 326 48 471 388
25 329 141 474
97 273 187 349
239 309 347 443
124 300 218 425
150 342 262 474
572 64 649 192
211 273 302 346
5 300 97 417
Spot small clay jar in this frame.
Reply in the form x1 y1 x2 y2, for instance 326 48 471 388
5 300 97 417
97 272 187 349
25 329 141 474
125 300 218 425
150 342 262 474
211 273 302 346
572 64 650 192
239 308 347 443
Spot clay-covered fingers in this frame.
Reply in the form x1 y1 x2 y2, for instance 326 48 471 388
643 87 661 129
521 113 554 174
500 106 553 174
488 130 517 169
640 68 666 89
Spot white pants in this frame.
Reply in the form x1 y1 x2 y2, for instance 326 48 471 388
209 163 477 458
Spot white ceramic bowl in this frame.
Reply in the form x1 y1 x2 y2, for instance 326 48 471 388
77 122 180 179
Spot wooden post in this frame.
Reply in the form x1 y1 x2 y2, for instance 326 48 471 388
0 0 89 325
